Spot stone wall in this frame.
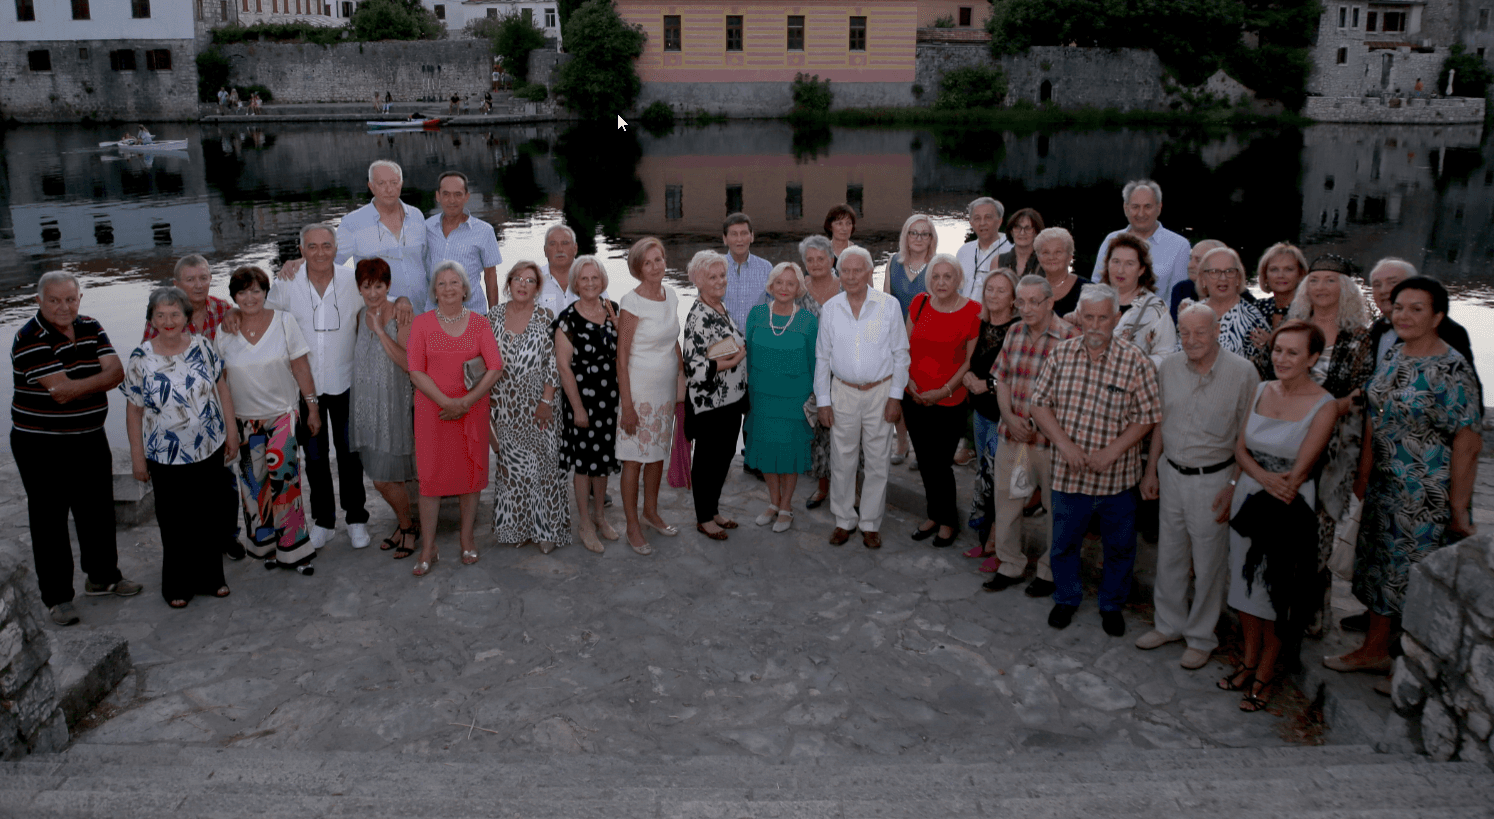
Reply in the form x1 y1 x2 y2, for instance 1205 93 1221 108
1392 533 1494 766
0 40 199 123
636 81 916 117
915 44 1176 111
219 40 492 104
1304 95 1486 122
0 552 67 760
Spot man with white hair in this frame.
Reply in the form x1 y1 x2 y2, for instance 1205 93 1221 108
956 197 1013 299
334 160 429 306
425 170 501 312
1137 303 1258 668
1030 285 1161 635
1091 180 1191 299
536 224 610 315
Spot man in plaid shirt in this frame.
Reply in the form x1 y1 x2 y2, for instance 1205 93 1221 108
1031 285 1161 636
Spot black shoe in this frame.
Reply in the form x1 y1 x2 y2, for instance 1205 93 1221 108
1048 604 1077 629
1101 610 1125 637
805 493 826 510
604 493 614 508
932 532 956 548
982 573 1023 592
1340 612 1370 632
1024 578 1057 598
911 524 938 542
224 541 245 561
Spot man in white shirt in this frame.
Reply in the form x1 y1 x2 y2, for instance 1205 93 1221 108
424 170 502 312
1090 180 1190 298
334 160 429 307
536 224 603 316
956 197 1013 299
814 247 910 550
265 223 370 550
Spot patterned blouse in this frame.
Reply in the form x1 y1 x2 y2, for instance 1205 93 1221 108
682 300 748 413
120 335 227 465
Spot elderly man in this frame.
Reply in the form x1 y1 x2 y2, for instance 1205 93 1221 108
425 170 502 312
1138 304 1259 667
981 274 1079 597
1031 285 1161 635
142 255 231 341
266 223 370 550
815 247 911 549
335 160 429 306
1091 180 1191 300
956 196 1013 300
12 272 142 625
535 224 611 315
722 212 773 330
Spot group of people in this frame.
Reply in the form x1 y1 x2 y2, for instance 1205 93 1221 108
215 87 261 116
13 169 1483 717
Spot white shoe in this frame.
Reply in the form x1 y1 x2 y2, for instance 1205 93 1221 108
348 523 371 550
754 505 779 526
772 511 793 533
1134 629 1182 650
309 525 335 550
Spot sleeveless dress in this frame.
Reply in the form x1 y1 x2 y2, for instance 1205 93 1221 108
489 303 570 547
349 307 416 483
408 312 502 497
1226 383 1335 620
553 301 621 477
617 286 680 464
886 254 928 318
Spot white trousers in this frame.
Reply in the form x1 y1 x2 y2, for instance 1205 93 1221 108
1154 464 1233 652
829 378 893 532
990 440 1053 581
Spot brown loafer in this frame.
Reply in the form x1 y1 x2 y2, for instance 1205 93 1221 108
828 527 854 546
1322 653 1393 674
696 523 729 541
862 531 882 549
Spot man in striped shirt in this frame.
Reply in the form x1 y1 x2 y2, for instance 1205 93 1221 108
11 272 142 626
424 170 502 312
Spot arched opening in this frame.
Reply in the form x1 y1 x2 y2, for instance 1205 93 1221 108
1039 80 1053 103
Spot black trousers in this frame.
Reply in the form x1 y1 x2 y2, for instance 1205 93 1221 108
902 398 966 529
149 448 229 603
297 389 368 528
11 429 121 608
691 399 746 525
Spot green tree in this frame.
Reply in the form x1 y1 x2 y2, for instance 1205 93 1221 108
1440 43 1494 98
196 48 231 102
557 0 586 32
470 13 548 81
349 0 442 41
555 0 646 119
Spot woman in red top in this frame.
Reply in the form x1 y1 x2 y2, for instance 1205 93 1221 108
903 253 981 547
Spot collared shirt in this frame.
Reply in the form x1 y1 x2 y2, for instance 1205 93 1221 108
336 199 429 306
1155 347 1259 468
536 263 609 317
142 295 231 343
956 234 1013 300
723 252 773 331
992 315 1079 447
11 313 116 434
424 212 503 313
1031 336 1162 495
1090 222 1192 299
264 263 360 397
814 288 910 406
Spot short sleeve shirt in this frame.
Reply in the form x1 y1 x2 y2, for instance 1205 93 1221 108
11 313 116 434
423 213 503 313
217 311 311 421
119 335 227 465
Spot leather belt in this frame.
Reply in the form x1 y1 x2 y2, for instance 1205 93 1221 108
836 375 892 392
1167 456 1235 476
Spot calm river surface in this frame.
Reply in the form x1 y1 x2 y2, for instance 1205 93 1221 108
1 119 1492 449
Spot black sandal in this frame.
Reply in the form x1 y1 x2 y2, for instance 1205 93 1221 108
1240 674 1277 712
1217 662 1257 692
391 522 420 559
380 525 403 551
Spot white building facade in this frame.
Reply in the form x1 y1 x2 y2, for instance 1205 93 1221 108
425 0 562 46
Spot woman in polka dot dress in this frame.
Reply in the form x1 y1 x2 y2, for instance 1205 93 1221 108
553 255 622 553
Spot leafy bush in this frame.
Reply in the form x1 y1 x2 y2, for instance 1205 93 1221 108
211 22 346 45
932 14 955 28
473 13 548 82
935 66 1008 109
349 0 442 41
240 84 274 102
790 73 833 119
514 82 549 101
196 48 231 102
639 100 676 133
555 0 646 119
1441 43 1494 98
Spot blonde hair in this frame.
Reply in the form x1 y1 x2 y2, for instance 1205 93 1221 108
1198 246 1249 296
897 214 937 262
1287 270 1372 333
765 262 806 299
1255 243 1308 294
627 236 666 280
566 255 608 297
979 267 1019 322
686 250 728 289
502 260 541 299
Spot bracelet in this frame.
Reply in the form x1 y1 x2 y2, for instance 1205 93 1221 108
303 395 319 403
538 397 552 406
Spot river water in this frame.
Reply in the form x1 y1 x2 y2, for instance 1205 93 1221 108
1 119 1491 449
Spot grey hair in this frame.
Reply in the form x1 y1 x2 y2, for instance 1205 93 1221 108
1078 283 1120 313
300 222 336 245
925 253 965 294
1178 301 1220 328
1370 257 1417 280
368 159 403 184
839 246 873 272
1032 227 1074 257
686 250 728 289
567 255 609 296
1198 246 1249 296
36 271 81 296
1017 274 1053 300
798 234 833 262
545 224 578 246
173 254 210 279
1122 179 1163 205
765 261 807 299
146 286 194 324
428 260 472 305
968 196 1004 221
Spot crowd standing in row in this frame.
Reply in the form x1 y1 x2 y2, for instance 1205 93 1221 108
13 168 1483 712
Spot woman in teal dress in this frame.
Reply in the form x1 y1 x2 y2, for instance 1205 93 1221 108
744 262 819 534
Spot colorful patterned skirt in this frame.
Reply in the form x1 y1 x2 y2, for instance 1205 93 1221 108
235 412 313 567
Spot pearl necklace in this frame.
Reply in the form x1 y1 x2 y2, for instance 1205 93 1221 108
769 308 795 337
438 307 468 325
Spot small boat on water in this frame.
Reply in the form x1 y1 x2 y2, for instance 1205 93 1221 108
366 118 442 130
99 139 190 154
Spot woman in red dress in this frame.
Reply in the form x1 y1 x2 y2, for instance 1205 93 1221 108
407 262 503 576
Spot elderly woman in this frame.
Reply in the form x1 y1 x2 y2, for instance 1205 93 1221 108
824 203 859 269
489 261 569 554
218 266 319 574
1183 246 1271 362
961 268 1021 565
617 236 684 555
902 253 980 548
744 262 819 533
1256 243 1309 329
682 251 749 539
122 287 239 608
1033 227 1092 318
884 214 938 463
554 255 622 553
348 258 418 558
407 261 503 576
796 235 844 509
997 209 1044 278
1098 232 1176 365
1327 278 1482 675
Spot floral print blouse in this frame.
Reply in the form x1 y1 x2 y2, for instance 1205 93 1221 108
120 335 227 465
682 300 748 412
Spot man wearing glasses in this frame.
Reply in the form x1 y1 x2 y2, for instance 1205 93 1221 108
956 197 1012 300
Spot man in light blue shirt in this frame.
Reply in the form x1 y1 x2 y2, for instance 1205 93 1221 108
1090 179 1191 300
721 212 772 330
424 170 502 312
335 160 429 307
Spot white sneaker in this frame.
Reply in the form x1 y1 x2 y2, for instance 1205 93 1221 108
348 523 371 550
309 525 335 550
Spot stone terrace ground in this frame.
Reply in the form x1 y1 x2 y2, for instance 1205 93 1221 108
0 449 1419 762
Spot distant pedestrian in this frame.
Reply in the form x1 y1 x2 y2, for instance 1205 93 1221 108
384 91 392 113
372 91 381 113
450 93 460 114
217 87 228 115
230 87 241 113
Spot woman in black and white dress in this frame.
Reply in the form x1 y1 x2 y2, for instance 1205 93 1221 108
554 255 622 553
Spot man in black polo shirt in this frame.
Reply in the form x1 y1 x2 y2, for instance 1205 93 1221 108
11 272 142 625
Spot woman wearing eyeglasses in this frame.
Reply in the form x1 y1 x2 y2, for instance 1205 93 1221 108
996 209 1044 278
1182 246 1270 362
882 214 938 465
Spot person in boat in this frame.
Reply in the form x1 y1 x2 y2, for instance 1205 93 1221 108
136 125 154 145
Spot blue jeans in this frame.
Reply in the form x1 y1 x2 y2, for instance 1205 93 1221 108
968 412 1001 530
1050 489 1137 611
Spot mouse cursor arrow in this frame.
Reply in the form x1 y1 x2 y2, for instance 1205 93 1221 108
617 115 628 131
